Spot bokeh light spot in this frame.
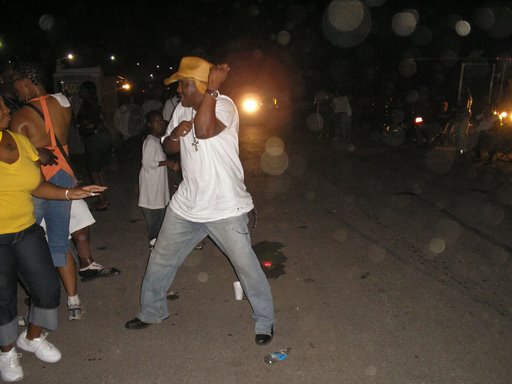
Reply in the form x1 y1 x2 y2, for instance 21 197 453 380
197 272 209 283
474 7 495 30
332 228 349 243
39 14 55 31
392 11 417 37
261 151 289 176
327 0 365 32
265 137 285 156
323 0 372 48
405 90 419 104
455 20 471 36
487 6 512 39
399 59 417 77
429 238 446 254
277 30 291 46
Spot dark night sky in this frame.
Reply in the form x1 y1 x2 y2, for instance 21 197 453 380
2 0 512 105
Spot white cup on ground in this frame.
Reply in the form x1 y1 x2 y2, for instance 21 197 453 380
233 281 243 300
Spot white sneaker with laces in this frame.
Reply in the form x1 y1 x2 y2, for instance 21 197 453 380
16 330 61 363
0 348 23 382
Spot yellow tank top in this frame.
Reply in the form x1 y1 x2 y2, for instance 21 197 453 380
0 131 41 234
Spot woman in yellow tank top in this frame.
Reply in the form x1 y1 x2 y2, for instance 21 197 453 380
0 95 105 382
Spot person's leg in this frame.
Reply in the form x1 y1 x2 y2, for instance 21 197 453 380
90 171 109 209
0 233 20 349
72 225 121 281
141 207 166 242
14 225 60 332
205 214 275 335
137 210 206 323
72 226 94 268
85 135 110 210
12 224 61 364
56 251 77 297
34 171 80 318
69 199 120 280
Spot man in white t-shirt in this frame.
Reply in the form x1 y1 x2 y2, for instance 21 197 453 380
125 57 275 346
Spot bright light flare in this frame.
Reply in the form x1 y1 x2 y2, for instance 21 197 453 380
67 53 74 60
414 116 423 124
121 83 131 90
240 93 262 114
262 261 273 268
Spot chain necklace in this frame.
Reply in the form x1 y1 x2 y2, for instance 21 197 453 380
191 108 199 151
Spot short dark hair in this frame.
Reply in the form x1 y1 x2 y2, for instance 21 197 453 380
13 61 44 86
146 109 163 122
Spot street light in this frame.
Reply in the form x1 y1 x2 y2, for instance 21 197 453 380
56 53 75 70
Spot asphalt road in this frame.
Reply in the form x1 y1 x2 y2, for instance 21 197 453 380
17 117 512 384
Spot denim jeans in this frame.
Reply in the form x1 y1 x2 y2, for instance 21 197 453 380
138 209 275 334
0 224 61 345
33 169 75 267
140 207 166 241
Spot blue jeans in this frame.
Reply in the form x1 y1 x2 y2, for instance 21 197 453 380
0 224 60 345
33 169 75 267
138 209 275 335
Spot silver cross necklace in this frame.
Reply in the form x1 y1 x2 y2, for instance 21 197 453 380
191 108 199 151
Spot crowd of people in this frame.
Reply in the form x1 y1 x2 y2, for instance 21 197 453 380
312 82 509 164
0 56 276 382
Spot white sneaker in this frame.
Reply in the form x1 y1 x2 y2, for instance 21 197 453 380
16 330 61 363
0 348 23 382
68 302 84 320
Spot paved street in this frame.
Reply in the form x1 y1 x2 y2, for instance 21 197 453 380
17 117 512 384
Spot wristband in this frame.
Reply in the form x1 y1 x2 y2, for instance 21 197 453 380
65 189 70 200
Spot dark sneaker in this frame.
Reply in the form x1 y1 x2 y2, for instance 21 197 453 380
79 262 121 282
68 303 84 321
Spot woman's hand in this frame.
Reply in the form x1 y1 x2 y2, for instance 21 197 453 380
67 185 107 200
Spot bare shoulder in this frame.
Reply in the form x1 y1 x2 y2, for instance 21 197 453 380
10 106 46 145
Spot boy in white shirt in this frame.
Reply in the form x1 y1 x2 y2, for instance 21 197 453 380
138 110 178 248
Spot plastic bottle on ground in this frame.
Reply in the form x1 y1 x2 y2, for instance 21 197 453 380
264 348 291 364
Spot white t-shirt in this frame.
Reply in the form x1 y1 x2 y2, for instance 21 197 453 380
163 96 180 122
163 96 253 222
138 135 170 209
